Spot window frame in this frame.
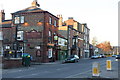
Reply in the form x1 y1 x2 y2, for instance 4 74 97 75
54 20 57 27
49 17 52 25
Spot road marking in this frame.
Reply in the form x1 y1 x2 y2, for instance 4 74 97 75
44 71 50 73
15 75 27 78
66 58 115 78
31 73 39 75
18 70 22 71
3 67 36 74
66 70 91 78
15 71 50 78
56 69 61 70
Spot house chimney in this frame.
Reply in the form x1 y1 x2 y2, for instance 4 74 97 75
0 10 5 24
57 14 63 27
31 0 40 7
68 17 73 19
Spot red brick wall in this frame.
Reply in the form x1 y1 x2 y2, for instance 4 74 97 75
2 58 22 69
2 27 15 44
11 12 59 63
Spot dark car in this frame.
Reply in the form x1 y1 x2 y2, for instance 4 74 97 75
116 55 120 59
63 55 79 63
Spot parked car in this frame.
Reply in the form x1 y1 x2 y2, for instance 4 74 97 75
97 55 102 58
112 55 117 57
91 55 99 59
100 54 106 58
62 55 79 63
116 55 120 59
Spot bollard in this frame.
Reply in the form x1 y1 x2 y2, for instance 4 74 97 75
92 62 100 77
106 60 112 70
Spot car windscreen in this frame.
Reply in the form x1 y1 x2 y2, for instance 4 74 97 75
68 55 74 58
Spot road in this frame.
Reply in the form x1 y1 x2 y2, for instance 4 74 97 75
2 57 118 78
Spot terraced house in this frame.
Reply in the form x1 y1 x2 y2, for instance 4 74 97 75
58 16 90 58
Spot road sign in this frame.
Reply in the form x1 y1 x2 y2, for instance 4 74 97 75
106 60 112 70
92 62 100 77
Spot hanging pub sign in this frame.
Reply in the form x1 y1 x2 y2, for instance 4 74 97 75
54 36 58 41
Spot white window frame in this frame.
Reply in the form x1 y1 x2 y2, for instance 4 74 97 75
20 16 25 24
49 31 52 36
49 17 52 24
14 16 20 24
48 48 52 58
17 31 24 41
54 20 57 26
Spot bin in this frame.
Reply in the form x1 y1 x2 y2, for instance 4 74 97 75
22 55 31 67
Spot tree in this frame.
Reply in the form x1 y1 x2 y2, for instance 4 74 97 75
96 41 112 52
92 37 98 46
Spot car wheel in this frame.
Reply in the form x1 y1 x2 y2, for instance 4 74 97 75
74 60 77 63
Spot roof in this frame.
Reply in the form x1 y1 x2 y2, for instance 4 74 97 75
12 6 45 14
57 33 67 40
1 20 12 28
12 6 59 19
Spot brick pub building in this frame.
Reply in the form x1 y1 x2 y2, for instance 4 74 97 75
2 0 59 63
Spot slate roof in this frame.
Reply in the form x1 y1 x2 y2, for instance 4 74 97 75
12 6 45 14
1 20 12 28
11 6 59 19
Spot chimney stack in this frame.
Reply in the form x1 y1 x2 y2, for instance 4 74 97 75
0 10 5 24
57 14 63 27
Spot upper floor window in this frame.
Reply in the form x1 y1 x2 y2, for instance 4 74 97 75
49 31 52 36
49 17 52 24
20 16 25 24
14 16 20 24
54 20 57 26
14 16 25 24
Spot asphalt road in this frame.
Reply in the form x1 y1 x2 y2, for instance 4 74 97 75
2 57 118 78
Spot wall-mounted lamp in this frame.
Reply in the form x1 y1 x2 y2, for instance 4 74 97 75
37 20 43 26
24 22 29 26
37 22 43 26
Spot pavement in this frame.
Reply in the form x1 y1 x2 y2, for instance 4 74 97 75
31 61 62 65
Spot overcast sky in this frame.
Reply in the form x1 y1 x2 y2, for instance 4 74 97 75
0 0 119 46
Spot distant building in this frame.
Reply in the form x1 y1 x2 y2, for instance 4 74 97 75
81 23 90 58
0 10 15 57
58 16 86 58
58 34 67 60
0 26 3 56
112 46 120 55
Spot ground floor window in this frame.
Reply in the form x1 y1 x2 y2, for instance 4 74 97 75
48 48 52 58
